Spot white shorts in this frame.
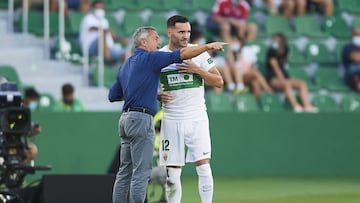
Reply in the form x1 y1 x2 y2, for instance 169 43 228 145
159 118 211 166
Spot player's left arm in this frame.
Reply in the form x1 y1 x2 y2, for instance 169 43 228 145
177 60 223 88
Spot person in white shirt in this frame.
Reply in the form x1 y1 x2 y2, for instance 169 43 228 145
79 0 126 63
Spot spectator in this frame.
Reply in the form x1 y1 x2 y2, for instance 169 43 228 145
50 0 90 14
206 0 258 43
23 87 41 111
263 0 333 19
266 33 317 112
342 27 360 94
79 0 127 63
53 83 85 112
228 35 273 98
189 24 244 94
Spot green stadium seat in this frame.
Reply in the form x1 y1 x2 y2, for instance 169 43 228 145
259 93 284 112
206 92 233 112
92 65 118 89
104 0 138 11
315 68 350 92
234 94 259 112
294 15 328 38
338 0 360 15
123 13 145 36
39 93 56 112
137 0 164 11
304 41 336 65
323 16 351 39
334 41 347 64
352 16 360 28
0 1 8 9
192 0 215 13
312 94 339 112
247 41 267 65
0 65 23 89
148 14 167 36
288 43 307 65
287 67 318 91
341 94 360 112
264 16 299 38
68 11 85 35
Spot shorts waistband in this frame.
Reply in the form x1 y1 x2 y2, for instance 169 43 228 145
122 107 155 117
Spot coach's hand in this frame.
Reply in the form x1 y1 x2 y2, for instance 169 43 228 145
207 42 229 52
157 91 173 104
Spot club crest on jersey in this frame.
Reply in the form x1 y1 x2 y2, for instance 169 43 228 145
163 153 168 161
207 58 213 64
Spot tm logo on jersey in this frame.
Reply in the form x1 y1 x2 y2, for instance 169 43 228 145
167 73 194 86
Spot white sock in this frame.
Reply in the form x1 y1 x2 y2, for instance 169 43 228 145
166 167 182 203
237 83 245 90
196 164 213 203
228 83 235 91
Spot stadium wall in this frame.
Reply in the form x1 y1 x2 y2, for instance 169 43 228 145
29 112 360 181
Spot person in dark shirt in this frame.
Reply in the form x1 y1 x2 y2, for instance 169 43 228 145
266 32 316 112
108 26 227 203
342 27 360 93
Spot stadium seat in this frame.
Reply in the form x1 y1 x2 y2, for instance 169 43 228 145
288 43 307 65
104 0 138 11
338 0 360 15
206 92 233 112
39 93 56 111
68 11 85 35
352 16 360 28
0 1 8 9
234 94 259 112
315 68 350 92
287 67 318 91
294 15 328 38
341 94 360 112
264 16 299 38
148 14 167 36
137 0 164 11
0 65 23 89
247 41 267 65
259 93 284 112
323 16 351 39
92 65 118 89
312 94 339 112
334 41 348 64
123 13 145 36
304 41 336 65
192 0 215 13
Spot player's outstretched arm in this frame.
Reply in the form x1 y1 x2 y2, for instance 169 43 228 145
180 42 228 60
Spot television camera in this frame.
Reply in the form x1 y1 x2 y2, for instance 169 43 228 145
0 82 51 191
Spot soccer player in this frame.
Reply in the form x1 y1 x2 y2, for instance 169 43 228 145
158 15 223 203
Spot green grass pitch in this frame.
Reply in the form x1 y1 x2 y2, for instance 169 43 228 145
147 176 360 203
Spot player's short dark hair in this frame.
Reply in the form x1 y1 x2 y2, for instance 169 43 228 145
62 83 74 96
167 15 189 28
24 88 40 99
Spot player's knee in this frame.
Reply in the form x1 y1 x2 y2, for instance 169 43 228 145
196 164 212 177
167 167 182 181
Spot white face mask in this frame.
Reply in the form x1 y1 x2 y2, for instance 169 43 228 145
94 9 105 19
28 101 38 111
353 36 360 46
271 42 279 50
230 43 241 52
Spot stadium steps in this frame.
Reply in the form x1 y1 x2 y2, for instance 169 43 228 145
0 29 120 111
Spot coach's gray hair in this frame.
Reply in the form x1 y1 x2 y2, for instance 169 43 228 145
132 26 157 48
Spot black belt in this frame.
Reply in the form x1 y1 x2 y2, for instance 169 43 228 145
123 107 155 116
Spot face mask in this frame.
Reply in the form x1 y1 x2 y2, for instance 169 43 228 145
94 9 105 19
28 101 38 111
230 43 241 52
271 42 279 50
353 36 360 46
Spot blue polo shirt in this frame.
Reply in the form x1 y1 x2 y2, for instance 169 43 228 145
108 48 182 113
